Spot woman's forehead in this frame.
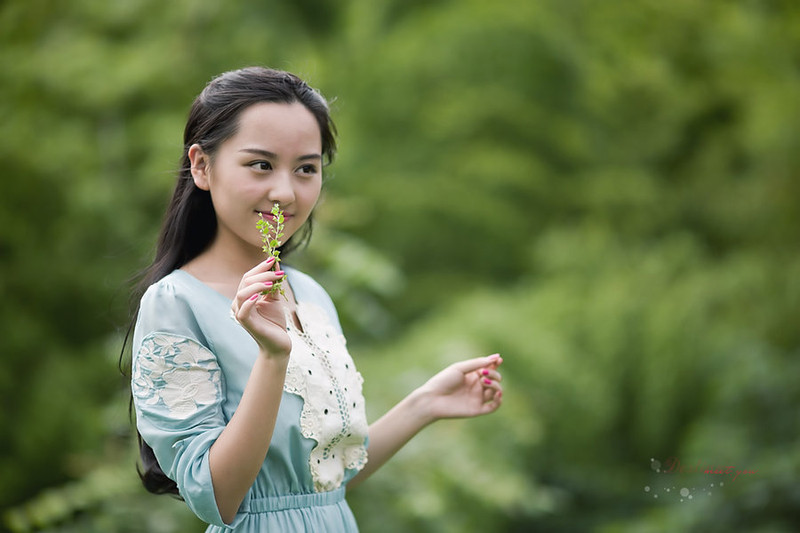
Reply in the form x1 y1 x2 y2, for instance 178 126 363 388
228 102 322 151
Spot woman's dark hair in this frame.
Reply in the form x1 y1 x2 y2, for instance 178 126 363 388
123 66 337 496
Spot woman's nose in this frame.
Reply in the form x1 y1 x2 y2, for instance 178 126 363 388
267 171 296 205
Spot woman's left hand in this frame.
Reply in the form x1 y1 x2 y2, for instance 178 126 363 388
417 353 504 421
346 353 504 489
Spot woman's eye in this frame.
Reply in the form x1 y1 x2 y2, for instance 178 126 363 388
298 164 318 175
251 161 272 171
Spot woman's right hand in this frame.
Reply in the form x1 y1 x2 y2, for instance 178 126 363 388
231 257 292 358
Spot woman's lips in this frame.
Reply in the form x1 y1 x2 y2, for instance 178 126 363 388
256 210 292 220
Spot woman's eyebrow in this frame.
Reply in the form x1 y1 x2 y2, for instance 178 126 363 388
239 148 322 162
240 148 278 158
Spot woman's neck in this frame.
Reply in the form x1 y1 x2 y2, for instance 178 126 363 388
181 234 266 298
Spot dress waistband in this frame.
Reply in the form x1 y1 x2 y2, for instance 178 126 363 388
243 487 346 513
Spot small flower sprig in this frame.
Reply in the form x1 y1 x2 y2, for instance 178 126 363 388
257 203 286 299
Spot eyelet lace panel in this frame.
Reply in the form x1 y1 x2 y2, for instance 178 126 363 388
132 334 222 418
283 302 369 492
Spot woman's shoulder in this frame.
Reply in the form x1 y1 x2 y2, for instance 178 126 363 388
285 266 343 332
284 266 323 294
140 270 198 306
135 270 213 346
137 269 221 327
285 266 336 305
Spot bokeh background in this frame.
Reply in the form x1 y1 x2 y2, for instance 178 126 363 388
1 0 799 531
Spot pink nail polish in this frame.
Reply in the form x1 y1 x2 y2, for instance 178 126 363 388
481 369 489 376
265 256 276 265
264 281 273 287
274 270 285 277
249 293 259 301
483 378 492 385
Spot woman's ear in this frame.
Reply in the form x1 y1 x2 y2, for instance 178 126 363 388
188 144 211 191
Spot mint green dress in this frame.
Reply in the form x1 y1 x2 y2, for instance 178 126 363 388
131 268 369 531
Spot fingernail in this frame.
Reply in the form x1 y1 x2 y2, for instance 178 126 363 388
274 270 285 277
481 369 489 376
264 281 273 288
249 293 259 301
265 256 276 265
483 378 492 385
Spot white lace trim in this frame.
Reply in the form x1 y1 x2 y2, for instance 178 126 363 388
132 334 222 418
283 302 369 492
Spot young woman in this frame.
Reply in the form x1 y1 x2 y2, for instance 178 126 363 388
128 66 503 532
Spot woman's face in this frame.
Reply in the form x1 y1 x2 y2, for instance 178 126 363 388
190 102 323 257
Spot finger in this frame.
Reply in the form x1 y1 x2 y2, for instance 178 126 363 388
235 290 262 322
480 377 502 395
238 266 286 296
255 270 287 289
451 353 502 375
234 282 273 307
244 256 277 277
481 377 503 406
242 272 275 286
242 268 286 289
237 258 276 290
476 368 502 382
482 386 494 403
481 390 503 414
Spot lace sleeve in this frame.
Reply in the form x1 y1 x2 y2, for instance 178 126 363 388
132 333 222 418
132 332 241 528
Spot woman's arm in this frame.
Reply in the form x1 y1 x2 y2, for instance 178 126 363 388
208 259 292 524
208 353 288 524
348 354 503 489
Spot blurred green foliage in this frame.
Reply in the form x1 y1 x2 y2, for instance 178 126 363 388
1 0 798 531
